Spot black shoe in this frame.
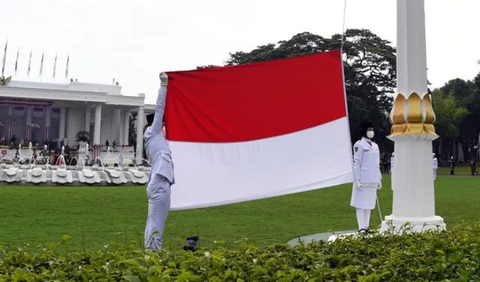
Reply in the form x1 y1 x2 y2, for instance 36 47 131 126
183 235 199 251
358 228 368 235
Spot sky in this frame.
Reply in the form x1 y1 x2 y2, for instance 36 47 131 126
1 0 480 105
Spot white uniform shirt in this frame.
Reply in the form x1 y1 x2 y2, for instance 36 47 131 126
144 86 175 185
353 137 381 187
433 157 438 169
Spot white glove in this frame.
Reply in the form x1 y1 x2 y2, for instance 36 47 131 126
377 182 382 189
355 181 363 189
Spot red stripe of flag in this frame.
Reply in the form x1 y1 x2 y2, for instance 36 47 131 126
165 49 346 143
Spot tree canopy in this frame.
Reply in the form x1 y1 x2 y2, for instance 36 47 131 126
431 74 480 160
190 28 480 161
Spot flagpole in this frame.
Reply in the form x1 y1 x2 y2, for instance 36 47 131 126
52 53 57 83
14 48 19 79
65 54 69 83
1 39 7 78
27 50 32 81
39 51 44 82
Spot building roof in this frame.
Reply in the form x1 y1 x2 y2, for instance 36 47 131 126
0 80 147 107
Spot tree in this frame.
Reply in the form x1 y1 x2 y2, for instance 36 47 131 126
440 78 475 106
225 29 396 151
436 76 480 161
432 89 468 139
431 89 468 160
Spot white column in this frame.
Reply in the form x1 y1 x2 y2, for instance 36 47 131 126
45 107 51 128
119 110 124 146
112 108 121 143
26 106 32 141
7 106 12 140
85 106 91 132
124 110 130 145
45 107 51 142
26 106 32 126
380 0 445 233
59 107 66 142
94 104 102 145
136 106 144 162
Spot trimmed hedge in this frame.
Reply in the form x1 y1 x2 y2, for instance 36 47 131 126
1 223 480 281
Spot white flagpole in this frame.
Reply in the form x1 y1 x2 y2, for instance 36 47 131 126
39 51 44 82
1 39 7 78
27 50 32 81
52 53 57 82
65 54 69 82
14 48 19 79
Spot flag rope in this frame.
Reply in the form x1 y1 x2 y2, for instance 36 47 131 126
340 0 348 46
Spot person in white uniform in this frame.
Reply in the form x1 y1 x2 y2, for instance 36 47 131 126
432 153 438 180
144 73 175 251
350 122 382 234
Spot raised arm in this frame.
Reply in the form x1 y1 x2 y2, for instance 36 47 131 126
149 73 168 136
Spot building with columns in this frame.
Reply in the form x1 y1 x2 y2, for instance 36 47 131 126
0 79 154 163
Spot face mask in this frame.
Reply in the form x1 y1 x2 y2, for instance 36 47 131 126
366 131 374 139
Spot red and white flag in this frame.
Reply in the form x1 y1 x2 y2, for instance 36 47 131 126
164 49 353 210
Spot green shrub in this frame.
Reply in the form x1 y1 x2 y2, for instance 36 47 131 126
1 223 480 281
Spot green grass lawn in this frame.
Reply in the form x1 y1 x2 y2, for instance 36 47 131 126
438 164 475 175
0 174 479 252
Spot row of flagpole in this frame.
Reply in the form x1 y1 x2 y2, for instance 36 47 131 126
1 40 70 82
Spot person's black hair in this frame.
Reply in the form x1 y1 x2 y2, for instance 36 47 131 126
360 121 374 138
146 113 154 125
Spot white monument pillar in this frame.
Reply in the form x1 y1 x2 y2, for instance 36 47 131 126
94 104 102 145
59 107 66 143
136 105 144 162
123 110 130 145
85 106 91 132
381 0 445 233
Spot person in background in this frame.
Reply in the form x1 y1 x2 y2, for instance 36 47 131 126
432 153 438 181
143 114 154 163
449 156 455 175
350 121 382 234
144 74 175 251
470 150 476 176
385 153 391 174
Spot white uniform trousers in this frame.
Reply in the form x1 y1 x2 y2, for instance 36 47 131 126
144 174 171 251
